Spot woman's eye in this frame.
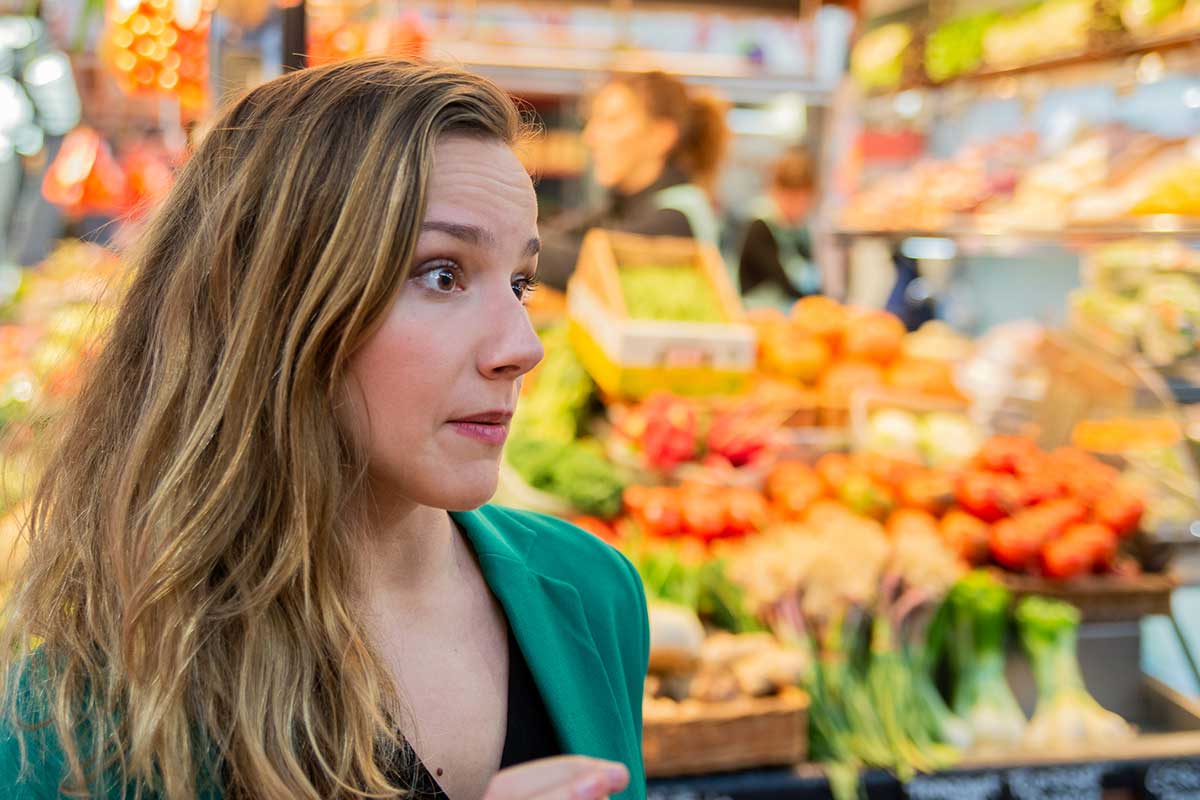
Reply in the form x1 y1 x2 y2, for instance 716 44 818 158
512 275 540 302
417 263 462 293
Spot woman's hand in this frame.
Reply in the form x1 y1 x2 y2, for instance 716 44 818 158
483 756 631 800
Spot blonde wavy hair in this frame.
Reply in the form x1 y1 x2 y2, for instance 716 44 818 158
1 58 523 799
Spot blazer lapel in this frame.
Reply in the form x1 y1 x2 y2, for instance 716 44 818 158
453 510 633 771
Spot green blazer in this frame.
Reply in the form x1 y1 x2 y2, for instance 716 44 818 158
0 504 650 799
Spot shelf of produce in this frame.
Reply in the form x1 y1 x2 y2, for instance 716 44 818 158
440 43 836 104
861 31 1200 99
831 222 1200 254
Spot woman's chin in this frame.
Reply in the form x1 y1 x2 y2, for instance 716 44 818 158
418 466 500 512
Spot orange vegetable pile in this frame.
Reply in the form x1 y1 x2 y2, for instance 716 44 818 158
102 0 211 112
751 297 961 410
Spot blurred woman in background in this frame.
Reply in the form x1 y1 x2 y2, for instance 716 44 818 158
738 146 822 309
538 71 730 290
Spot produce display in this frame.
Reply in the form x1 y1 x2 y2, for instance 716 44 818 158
0 241 123 527
101 0 211 112
566 230 754 399
842 126 1199 233
619 265 724 323
1071 240 1200 367
943 572 1026 750
752 298 965 423
43 128 177 219
850 0 1200 91
860 406 982 468
0 236 1183 793
980 0 1103 70
849 23 915 92
924 12 1001 83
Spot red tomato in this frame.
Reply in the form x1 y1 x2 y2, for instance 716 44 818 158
990 518 1042 571
957 471 1024 523
815 452 854 494
899 469 956 516
724 489 769 537
623 485 652 516
975 436 1040 475
1094 489 1144 538
681 493 727 541
1042 535 1092 580
640 488 683 537
1063 522 1118 572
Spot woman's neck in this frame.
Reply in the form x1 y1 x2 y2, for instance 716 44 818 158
618 158 670 196
357 492 463 604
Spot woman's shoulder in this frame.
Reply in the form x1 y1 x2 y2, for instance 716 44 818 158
466 504 642 594
0 654 74 797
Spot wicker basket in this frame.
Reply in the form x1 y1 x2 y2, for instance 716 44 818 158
643 689 809 778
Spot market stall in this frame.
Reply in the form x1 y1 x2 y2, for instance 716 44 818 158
0 0 1197 796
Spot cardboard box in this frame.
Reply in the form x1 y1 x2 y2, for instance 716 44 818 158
566 230 757 399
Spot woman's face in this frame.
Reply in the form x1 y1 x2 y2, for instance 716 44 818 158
341 135 544 512
583 83 676 191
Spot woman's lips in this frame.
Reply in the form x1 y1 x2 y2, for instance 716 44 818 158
448 420 509 446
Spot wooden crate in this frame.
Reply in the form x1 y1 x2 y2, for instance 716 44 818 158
643 690 809 778
567 230 757 400
998 570 1177 622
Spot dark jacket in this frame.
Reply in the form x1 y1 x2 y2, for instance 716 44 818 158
538 167 694 290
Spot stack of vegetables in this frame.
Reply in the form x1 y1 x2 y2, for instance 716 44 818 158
750 298 966 426
608 427 1151 584
852 0 1198 91
102 0 212 112
959 436 1146 579
608 390 780 478
722 503 966 794
617 264 725 323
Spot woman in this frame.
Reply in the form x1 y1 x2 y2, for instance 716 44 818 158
538 71 729 290
738 146 822 310
0 59 647 800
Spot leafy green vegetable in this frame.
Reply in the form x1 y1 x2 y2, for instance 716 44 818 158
505 436 625 519
924 12 1001 82
947 571 1026 749
618 265 724 323
627 538 762 633
1015 596 1133 749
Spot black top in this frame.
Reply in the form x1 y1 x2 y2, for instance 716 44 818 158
738 217 815 300
398 622 562 799
537 166 695 290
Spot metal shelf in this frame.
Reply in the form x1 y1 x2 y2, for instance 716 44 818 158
447 44 834 104
830 221 1200 255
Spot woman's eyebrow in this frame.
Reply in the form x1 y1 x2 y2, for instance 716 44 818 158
421 220 493 247
422 220 540 258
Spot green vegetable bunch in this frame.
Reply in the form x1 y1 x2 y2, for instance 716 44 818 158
1015 596 1134 749
946 571 1026 750
924 12 1001 83
626 535 763 634
618 265 724 323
